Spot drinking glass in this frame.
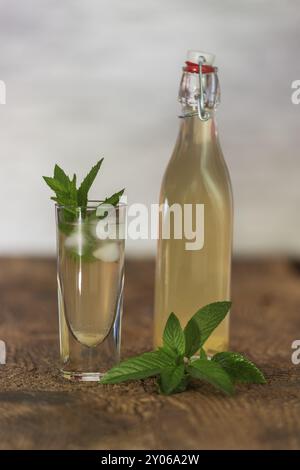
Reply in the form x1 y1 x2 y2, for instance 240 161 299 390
56 202 126 381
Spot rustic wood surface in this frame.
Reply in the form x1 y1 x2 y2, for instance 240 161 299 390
0 257 299 450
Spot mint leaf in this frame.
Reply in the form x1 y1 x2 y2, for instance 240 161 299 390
51 190 77 214
212 352 266 384
44 166 77 211
187 359 234 395
44 159 122 216
69 174 77 203
102 188 125 206
54 164 70 188
157 346 178 364
172 374 190 394
191 301 231 347
96 189 125 220
163 313 185 355
100 350 171 384
77 158 104 207
159 365 185 395
184 317 201 357
43 176 67 194
199 348 207 360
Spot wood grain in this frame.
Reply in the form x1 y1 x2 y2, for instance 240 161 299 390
0 257 300 450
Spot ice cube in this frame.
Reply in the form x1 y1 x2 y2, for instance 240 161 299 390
93 242 120 262
65 229 87 255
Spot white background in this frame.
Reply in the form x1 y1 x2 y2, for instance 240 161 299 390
0 0 299 257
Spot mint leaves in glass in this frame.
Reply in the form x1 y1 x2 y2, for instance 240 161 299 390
44 160 126 381
101 302 266 395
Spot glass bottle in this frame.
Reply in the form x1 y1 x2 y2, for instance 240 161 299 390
154 51 233 355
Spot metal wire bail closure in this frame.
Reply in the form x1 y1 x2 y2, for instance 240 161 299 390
197 56 210 121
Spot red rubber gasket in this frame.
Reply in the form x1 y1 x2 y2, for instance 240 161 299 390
184 61 216 74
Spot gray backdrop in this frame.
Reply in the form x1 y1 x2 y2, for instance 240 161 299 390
0 0 299 256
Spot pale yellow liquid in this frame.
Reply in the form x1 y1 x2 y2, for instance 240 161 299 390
57 229 124 365
154 116 233 355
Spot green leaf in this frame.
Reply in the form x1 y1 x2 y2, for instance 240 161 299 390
69 174 77 204
163 313 185 355
52 192 77 214
159 365 185 395
96 188 125 219
187 359 234 395
199 348 207 360
43 176 66 194
45 162 77 207
172 374 190 394
191 301 231 347
157 346 178 364
77 159 103 207
54 164 70 188
102 188 125 206
212 352 266 384
100 350 170 384
184 317 201 357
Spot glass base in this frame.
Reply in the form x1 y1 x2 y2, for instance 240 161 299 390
61 370 104 382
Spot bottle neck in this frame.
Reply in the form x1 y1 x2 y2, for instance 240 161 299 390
178 65 220 122
179 111 218 145
177 64 220 146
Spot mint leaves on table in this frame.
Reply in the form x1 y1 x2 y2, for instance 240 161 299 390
43 159 124 215
100 301 266 396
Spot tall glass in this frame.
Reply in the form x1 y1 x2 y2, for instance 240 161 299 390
56 202 126 381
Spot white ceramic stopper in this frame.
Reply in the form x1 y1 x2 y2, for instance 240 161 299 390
187 50 215 65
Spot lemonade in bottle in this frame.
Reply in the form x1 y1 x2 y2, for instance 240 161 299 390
154 51 233 355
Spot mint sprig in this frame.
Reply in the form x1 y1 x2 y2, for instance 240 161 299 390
43 159 125 250
43 159 124 215
100 301 266 396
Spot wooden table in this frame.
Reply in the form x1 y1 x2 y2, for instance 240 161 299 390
0 257 299 450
